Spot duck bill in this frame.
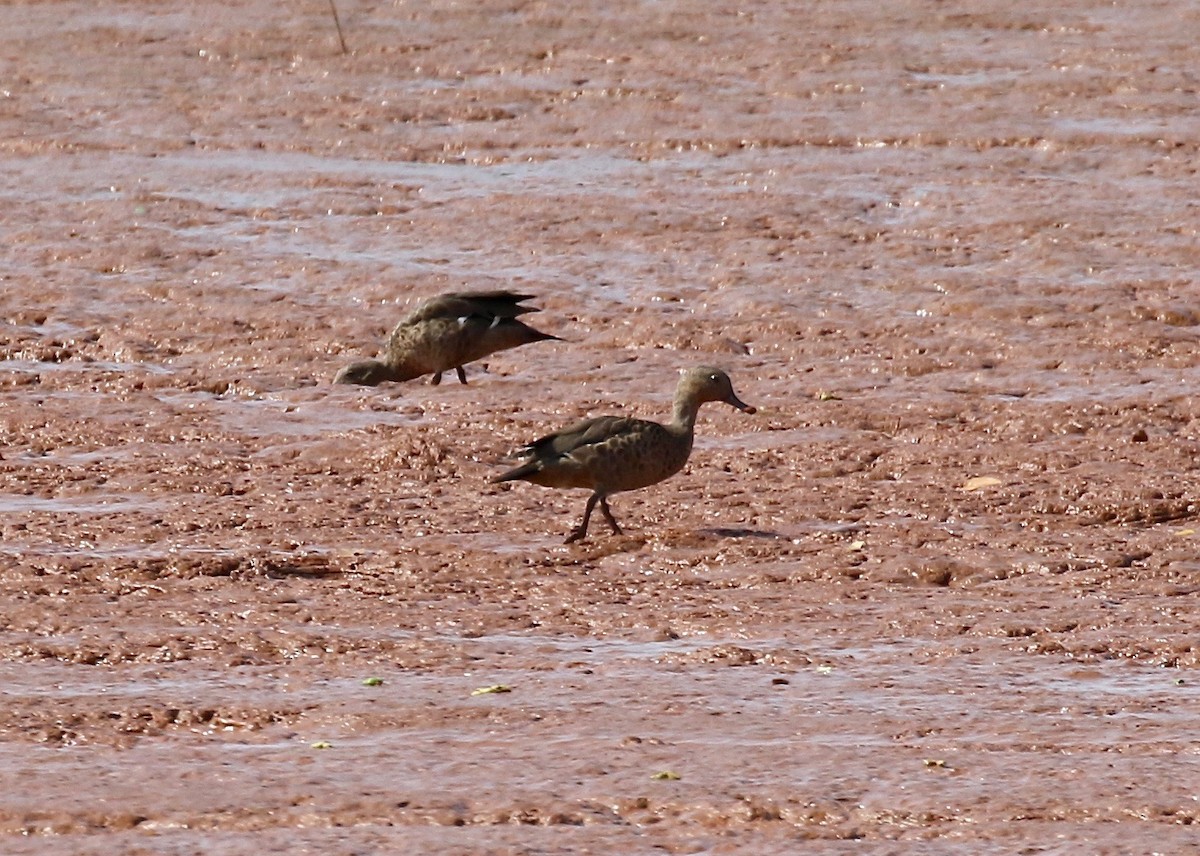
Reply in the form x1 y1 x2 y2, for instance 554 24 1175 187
724 392 756 414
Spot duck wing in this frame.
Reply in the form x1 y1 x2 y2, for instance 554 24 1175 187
404 290 539 324
493 416 645 484
525 416 644 459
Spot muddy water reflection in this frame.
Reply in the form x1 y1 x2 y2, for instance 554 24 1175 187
0 644 1194 849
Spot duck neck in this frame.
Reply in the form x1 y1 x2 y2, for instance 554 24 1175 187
356 359 422 385
385 359 424 383
671 393 702 436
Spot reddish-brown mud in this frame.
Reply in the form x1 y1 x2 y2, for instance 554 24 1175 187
1 0 1198 853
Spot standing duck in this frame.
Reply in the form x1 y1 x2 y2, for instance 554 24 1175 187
492 366 756 543
334 290 559 386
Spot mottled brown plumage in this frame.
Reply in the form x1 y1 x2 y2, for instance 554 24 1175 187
493 367 756 543
335 290 559 386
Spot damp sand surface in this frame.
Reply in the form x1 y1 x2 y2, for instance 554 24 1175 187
1 0 1199 852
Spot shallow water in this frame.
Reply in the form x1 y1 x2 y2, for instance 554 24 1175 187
2 0 1199 852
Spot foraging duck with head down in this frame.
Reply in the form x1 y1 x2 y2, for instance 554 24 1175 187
492 366 756 543
335 290 559 386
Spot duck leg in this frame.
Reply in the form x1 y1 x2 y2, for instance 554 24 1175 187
429 372 443 386
455 366 468 384
598 496 622 535
565 492 602 543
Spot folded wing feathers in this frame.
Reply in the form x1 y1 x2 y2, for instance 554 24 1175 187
525 416 639 458
405 290 540 324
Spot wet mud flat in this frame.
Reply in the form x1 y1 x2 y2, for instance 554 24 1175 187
1 0 1199 853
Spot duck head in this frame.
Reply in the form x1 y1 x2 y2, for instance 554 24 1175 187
679 366 756 413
